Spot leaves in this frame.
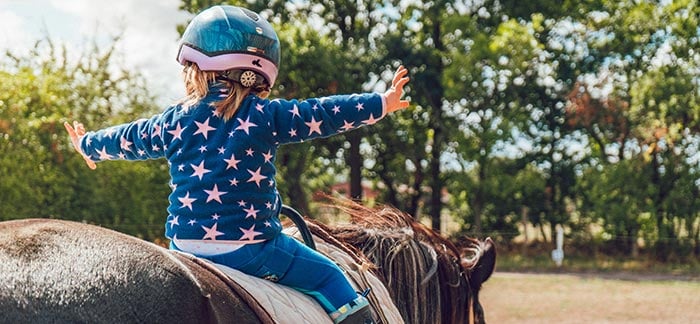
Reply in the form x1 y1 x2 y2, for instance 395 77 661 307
4 0 700 258
0 38 166 240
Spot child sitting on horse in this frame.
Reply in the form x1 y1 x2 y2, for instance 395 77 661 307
65 5 410 324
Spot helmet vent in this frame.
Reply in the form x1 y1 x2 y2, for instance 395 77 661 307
240 8 260 21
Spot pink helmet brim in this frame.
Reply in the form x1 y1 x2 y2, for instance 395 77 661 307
178 45 278 87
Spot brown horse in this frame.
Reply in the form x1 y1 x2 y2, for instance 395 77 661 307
312 201 495 324
0 202 494 324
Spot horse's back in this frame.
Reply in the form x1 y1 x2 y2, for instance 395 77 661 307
0 218 261 324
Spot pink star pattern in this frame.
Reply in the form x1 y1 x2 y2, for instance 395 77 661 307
152 123 162 138
236 117 257 134
194 118 216 139
341 120 355 131
243 204 259 219
262 150 273 163
239 225 262 241
289 105 301 118
178 192 197 211
190 161 211 180
363 113 380 125
202 223 224 240
168 215 179 229
193 118 216 139
224 154 241 170
167 122 185 141
305 117 323 136
246 167 268 187
80 90 384 243
120 137 133 152
204 184 227 203
96 147 113 160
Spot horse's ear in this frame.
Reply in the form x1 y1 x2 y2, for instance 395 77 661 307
466 237 496 288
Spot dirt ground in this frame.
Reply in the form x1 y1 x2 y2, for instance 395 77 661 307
480 272 700 324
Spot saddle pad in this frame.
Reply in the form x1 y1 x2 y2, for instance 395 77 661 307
213 263 332 323
209 228 404 324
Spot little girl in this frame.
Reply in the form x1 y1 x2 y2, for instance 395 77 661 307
65 5 409 324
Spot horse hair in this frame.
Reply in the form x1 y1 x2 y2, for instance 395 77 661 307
305 198 490 324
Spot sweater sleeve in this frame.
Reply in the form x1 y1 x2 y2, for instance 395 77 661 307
266 93 386 145
79 113 167 162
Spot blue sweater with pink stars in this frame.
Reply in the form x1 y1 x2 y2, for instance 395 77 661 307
80 83 385 244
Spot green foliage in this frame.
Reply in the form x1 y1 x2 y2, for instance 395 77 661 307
0 39 168 241
6 0 700 262
176 1 700 262
577 159 653 253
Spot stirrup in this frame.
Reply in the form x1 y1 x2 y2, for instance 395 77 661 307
331 296 375 324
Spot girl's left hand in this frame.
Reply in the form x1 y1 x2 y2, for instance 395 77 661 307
383 65 411 114
64 121 97 170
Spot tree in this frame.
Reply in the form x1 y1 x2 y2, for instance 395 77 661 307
0 39 168 241
560 0 700 258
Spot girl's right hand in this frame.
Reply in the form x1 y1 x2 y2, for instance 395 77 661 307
383 65 411 114
64 121 97 170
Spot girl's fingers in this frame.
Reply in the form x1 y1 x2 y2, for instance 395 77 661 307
64 121 97 170
83 156 97 170
392 66 408 86
64 121 77 138
394 76 410 91
74 121 86 136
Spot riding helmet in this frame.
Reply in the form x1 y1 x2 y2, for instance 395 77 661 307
177 5 280 88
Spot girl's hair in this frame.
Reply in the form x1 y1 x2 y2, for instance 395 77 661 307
179 63 270 121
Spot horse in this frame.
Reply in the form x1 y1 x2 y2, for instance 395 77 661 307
313 201 496 324
0 201 495 324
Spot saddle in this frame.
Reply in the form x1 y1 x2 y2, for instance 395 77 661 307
173 227 403 324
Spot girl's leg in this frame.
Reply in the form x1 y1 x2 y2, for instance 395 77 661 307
260 234 373 323
260 234 358 312
171 235 373 323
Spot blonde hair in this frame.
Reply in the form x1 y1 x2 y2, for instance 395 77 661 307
179 63 270 121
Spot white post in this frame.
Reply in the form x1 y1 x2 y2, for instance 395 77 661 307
551 224 564 267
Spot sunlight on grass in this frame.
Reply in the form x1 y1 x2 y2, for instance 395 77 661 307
481 272 700 323
496 251 700 278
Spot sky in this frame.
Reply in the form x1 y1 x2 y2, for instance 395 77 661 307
0 0 192 105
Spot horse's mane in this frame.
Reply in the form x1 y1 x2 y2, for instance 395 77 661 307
305 198 490 324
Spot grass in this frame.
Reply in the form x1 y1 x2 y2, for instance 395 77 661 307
481 247 700 323
495 250 700 280
480 272 700 323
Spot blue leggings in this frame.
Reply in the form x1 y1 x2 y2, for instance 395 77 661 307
173 234 358 313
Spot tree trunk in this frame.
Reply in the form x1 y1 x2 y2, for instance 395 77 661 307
407 162 424 218
473 161 486 233
428 15 445 232
650 153 669 260
348 132 363 201
429 144 442 231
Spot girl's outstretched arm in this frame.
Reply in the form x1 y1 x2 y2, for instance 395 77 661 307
64 121 97 170
383 65 411 114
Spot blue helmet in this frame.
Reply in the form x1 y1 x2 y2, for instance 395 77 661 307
177 5 280 88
